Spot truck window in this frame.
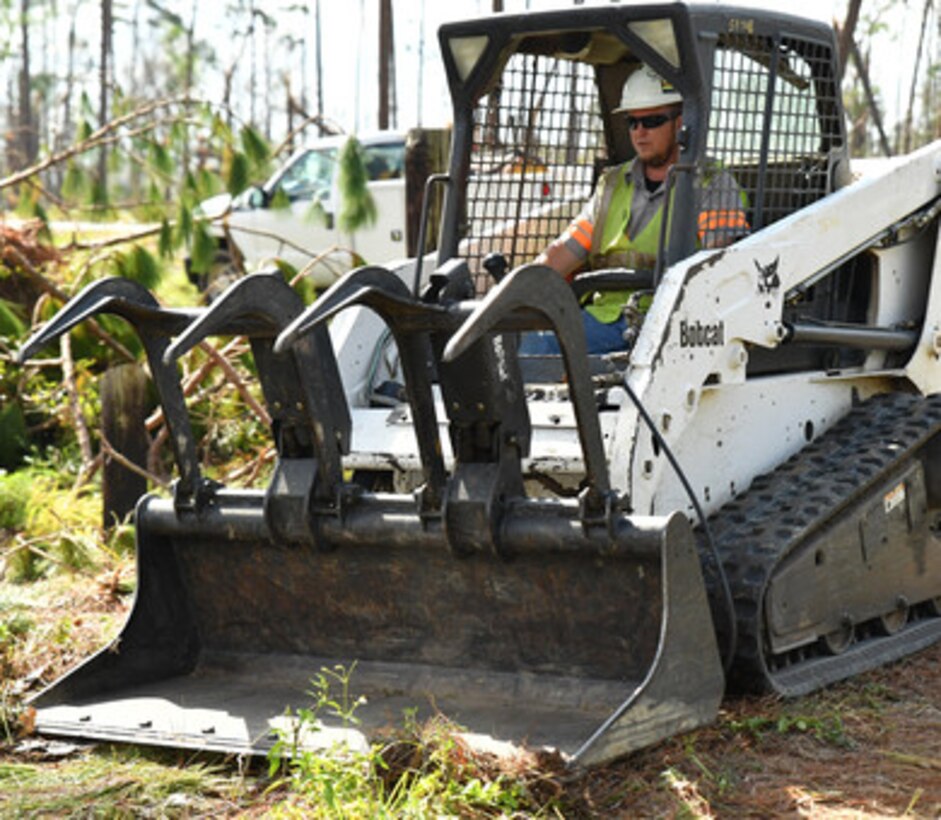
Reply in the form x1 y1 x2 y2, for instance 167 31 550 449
277 148 336 201
363 143 405 180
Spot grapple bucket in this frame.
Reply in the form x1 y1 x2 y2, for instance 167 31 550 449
19 267 723 766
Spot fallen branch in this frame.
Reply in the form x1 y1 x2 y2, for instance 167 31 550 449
66 223 165 252
0 97 196 192
99 429 170 489
60 332 94 469
225 444 276 484
197 340 271 425
144 337 250 433
880 750 941 771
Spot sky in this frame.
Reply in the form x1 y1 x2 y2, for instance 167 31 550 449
306 0 924 136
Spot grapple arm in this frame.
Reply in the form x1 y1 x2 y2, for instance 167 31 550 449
16 277 209 509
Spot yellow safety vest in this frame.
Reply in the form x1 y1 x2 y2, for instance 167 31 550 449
584 166 665 324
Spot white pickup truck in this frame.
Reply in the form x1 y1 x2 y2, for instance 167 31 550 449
188 132 409 294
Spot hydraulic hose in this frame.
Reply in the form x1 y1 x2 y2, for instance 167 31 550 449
622 380 738 674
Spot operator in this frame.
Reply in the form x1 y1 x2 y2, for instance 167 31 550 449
523 64 748 355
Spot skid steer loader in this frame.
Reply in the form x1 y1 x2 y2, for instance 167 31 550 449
17 3 941 766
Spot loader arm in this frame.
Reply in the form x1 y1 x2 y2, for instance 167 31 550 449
617 140 941 518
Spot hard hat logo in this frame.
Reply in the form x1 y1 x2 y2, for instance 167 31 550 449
616 65 683 112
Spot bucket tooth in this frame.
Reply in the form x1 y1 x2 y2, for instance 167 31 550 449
16 277 209 508
275 265 452 353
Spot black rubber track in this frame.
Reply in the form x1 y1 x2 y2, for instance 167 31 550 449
700 391 941 695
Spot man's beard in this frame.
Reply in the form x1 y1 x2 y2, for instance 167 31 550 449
643 148 674 168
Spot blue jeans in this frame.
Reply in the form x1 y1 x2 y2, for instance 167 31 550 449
519 311 628 355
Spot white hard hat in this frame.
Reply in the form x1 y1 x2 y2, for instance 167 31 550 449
615 65 682 112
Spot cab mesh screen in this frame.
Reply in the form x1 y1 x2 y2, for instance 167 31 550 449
464 54 607 293
707 34 842 239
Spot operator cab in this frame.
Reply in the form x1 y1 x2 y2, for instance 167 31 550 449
433 5 854 378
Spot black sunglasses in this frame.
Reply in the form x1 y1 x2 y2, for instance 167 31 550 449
626 112 679 131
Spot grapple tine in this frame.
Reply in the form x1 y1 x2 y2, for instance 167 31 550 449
15 277 209 507
163 271 351 501
16 277 192 363
164 271 294 364
445 263 612 503
274 265 443 355
277 266 451 510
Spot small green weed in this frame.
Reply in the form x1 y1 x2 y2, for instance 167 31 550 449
264 665 548 818
728 711 851 747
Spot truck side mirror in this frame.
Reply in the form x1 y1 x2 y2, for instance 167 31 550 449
246 185 268 209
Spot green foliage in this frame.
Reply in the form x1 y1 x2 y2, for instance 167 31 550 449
90 178 110 213
0 745 241 816
176 201 194 246
188 220 218 275
112 245 162 290
61 162 90 202
2 470 102 582
0 299 25 338
263 666 538 818
226 150 251 195
727 711 850 747
0 470 35 531
240 125 270 167
76 118 93 142
336 136 377 233
0 403 27 470
158 218 174 259
269 187 291 210
149 140 175 178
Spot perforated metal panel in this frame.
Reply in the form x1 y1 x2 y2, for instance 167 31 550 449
463 54 607 292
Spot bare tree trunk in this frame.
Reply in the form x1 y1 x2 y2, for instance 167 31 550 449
263 15 272 138
129 0 141 99
41 0 54 175
249 0 257 126
315 0 324 135
17 0 38 170
836 0 863 79
850 38 892 157
417 0 425 126
97 0 113 198
903 0 932 152
284 75 294 154
62 4 78 149
181 0 197 174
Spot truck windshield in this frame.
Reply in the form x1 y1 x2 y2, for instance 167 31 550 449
277 149 336 201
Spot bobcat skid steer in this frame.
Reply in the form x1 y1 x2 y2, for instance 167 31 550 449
17 4 941 766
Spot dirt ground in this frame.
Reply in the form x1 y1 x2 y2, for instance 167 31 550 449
3 568 941 818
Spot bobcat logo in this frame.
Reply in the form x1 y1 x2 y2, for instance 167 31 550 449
755 256 781 294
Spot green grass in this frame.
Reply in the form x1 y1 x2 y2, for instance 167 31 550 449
0 746 252 817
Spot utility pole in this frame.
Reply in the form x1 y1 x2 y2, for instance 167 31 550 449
379 0 396 130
